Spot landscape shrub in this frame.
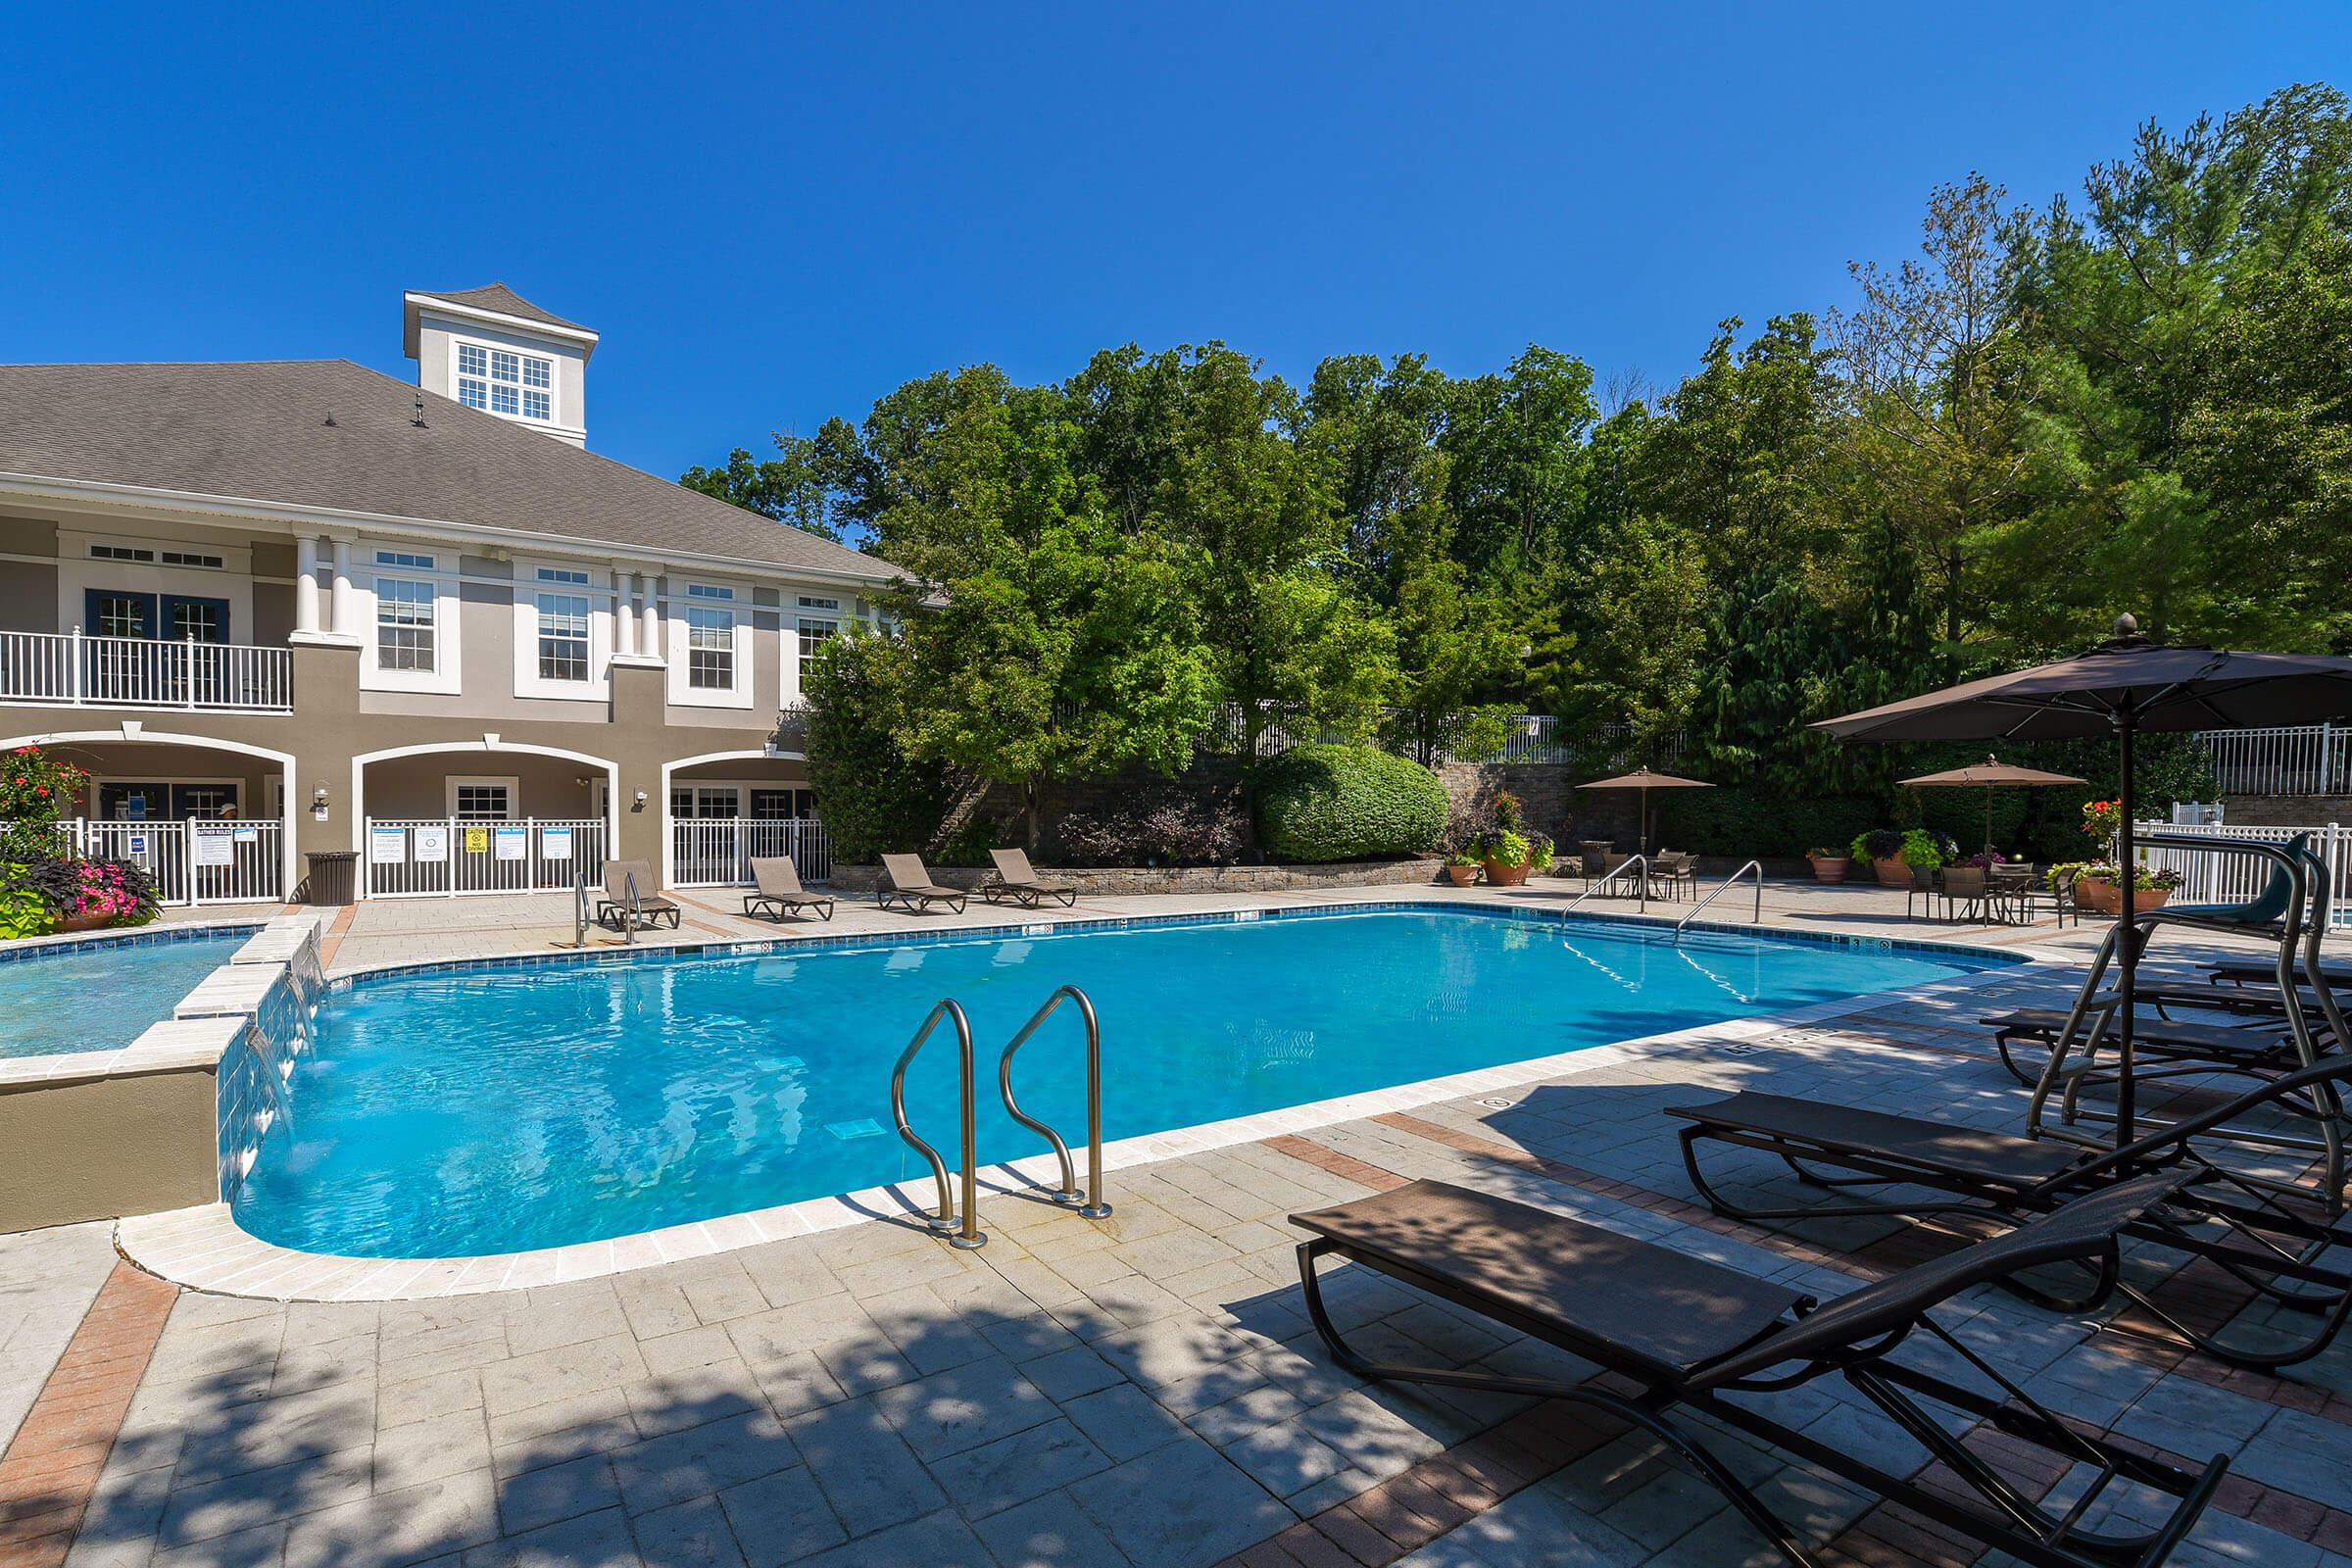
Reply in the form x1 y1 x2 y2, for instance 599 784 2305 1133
1054 774 1247 866
1254 745 1448 862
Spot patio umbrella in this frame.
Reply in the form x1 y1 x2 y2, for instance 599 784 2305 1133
1897 756 2086 856
1577 767 1713 857
1816 615 2352 1146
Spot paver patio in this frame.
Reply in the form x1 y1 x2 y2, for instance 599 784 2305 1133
8 880 2352 1567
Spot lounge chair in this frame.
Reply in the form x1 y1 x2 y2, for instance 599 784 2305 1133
596 859 681 931
742 857 833 922
878 854 967 914
1982 1004 2309 1087
980 848 1076 908
1670 1053 2352 1369
1291 1172 2224 1567
2210 957 2352 992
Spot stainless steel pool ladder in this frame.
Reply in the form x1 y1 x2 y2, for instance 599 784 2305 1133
1674 859 1763 938
999 984 1111 1218
889 999 988 1249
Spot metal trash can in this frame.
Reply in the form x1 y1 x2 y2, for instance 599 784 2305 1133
304 850 360 906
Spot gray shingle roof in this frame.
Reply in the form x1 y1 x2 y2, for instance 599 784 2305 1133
0 360 898 581
408 282 594 335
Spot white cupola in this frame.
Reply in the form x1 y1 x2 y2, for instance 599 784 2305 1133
403 282 599 448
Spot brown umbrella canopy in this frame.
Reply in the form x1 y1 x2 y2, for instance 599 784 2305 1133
1817 618 2352 1148
1898 756 2087 855
1578 768 1712 856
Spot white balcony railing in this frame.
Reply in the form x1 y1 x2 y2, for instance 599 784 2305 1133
0 630 294 712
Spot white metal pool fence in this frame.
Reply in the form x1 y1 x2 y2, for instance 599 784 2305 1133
1190 703 1683 767
670 817 832 886
2133 818 2352 931
362 818 608 899
57 817 284 906
2197 724 2352 797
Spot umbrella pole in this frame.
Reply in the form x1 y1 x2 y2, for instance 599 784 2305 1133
2116 712 2137 1151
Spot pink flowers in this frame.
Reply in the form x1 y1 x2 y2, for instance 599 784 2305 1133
68 860 143 920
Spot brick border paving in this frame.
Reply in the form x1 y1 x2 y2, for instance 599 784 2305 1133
0 1264 177 1568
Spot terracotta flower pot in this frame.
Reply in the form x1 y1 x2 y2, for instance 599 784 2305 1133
2075 878 2173 917
1873 857 1913 888
1444 863 1479 887
1483 858 1529 887
1808 857 1850 884
53 911 111 934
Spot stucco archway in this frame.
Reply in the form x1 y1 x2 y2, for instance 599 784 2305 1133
0 724 300 897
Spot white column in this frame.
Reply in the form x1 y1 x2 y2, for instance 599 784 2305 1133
641 576 662 661
295 537 321 634
330 539 355 638
615 573 638 657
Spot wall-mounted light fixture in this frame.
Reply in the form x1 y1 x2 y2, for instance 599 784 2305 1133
311 785 331 823
631 790 648 811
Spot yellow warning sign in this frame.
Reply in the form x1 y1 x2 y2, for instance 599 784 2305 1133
464 826 489 855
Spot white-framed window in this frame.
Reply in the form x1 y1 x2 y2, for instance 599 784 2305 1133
511 561 612 701
667 581 752 708
455 340 554 422
446 776 519 820
375 576 437 671
361 546 462 694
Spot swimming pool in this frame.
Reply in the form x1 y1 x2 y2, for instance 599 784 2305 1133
0 927 254 1059
230 906 2006 1257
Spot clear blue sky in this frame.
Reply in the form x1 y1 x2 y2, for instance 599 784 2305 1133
5 4 2344 481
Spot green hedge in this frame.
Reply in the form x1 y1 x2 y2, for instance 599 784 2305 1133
1256 745 1448 862
1654 785 1880 858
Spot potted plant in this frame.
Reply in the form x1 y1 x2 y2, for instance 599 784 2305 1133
1476 792 1536 887
1445 851 1481 887
1805 847 1851 883
2081 799 2123 846
2066 861 2181 916
1480 828 1533 887
1852 829 1910 887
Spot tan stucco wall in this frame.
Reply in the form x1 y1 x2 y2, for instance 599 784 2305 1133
0 1069 219 1231
365 749 608 818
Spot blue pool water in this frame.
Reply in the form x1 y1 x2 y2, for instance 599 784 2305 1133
0 929 253 1058
232 907 2003 1257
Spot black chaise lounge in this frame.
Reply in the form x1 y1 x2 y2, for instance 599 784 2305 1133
878 854 968 914
597 858 681 931
2211 957 2352 993
1983 1004 2310 1087
979 848 1077 908
742 857 833 922
1292 1172 2224 1568
1670 1053 2352 1369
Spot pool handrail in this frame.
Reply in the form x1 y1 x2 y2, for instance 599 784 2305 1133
890 998 988 1249
1566 854 1648 914
999 984 1111 1219
1674 860 1764 939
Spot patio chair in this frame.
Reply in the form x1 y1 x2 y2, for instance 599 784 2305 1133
980 848 1077 908
1652 850 1697 901
1903 862 1938 919
1937 864 1994 921
1669 1052 2352 1370
878 854 968 915
1291 1172 2224 1567
742 857 833 922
